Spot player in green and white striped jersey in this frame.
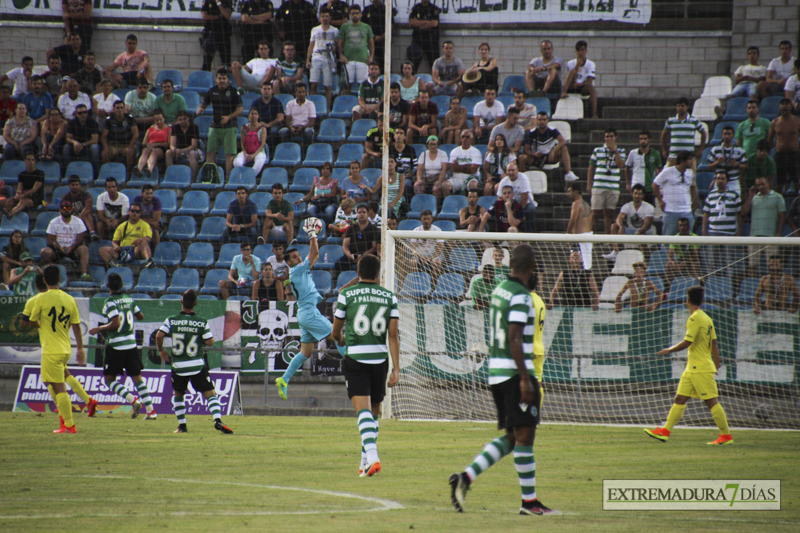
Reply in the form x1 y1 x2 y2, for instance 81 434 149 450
155 289 233 434
88 273 156 419
332 254 399 478
661 97 706 164
449 244 560 517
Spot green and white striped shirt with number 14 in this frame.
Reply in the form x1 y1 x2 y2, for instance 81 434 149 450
335 282 399 364
102 294 141 350
487 278 535 385
159 312 214 376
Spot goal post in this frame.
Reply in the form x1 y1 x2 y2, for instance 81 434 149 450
382 230 800 429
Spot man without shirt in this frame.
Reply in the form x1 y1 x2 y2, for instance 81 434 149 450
459 189 485 232
767 98 800 195
566 182 593 270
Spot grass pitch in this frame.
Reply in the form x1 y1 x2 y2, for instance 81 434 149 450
1 412 798 533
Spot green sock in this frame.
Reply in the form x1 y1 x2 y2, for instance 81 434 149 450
465 436 512 481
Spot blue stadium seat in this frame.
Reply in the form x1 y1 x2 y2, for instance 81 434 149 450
462 96 482 119
161 165 192 188
197 217 227 242
135 267 168 292
302 144 333 167
709 121 739 147
527 97 551 117
433 220 457 232
106 266 134 291
270 143 302 167
182 90 201 115
760 96 782 120
210 191 235 216
259 167 289 191
646 248 668 276
310 270 332 296
438 195 468 221
348 119 376 142
64 161 94 184
667 277 697 303
284 193 306 217
89 240 112 265
95 162 127 187
48 186 70 211
69 265 105 288
695 172 715 195
164 215 197 240
438 144 457 157
290 168 317 192
361 168 381 183
168 268 201 293
335 144 364 167
274 93 293 108
129 293 152 299
0 212 29 236
308 94 328 118
330 95 358 119
432 273 465 299
156 70 183 91
251 191 272 213
177 190 210 215
399 272 432 298
55 264 69 288
182 242 214 268
497 95 515 110
152 242 182 267
722 97 750 121
407 194 437 218
696 147 714 172
92 292 110 299
32 211 58 236
119 188 139 203
501 75 527 96
37 161 62 185
447 246 477 272
194 115 213 140
705 276 732 303
225 166 257 190
191 165 224 191
160 293 183 300
315 245 343 270
397 219 421 231
411 144 426 158
293 244 310 260
335 270 358 292
198 294 218 300
127 166 159 188
112 88 129 100
185 70 213 94
154 189 177 214
24 237 47 261
430 95 450 119
215 243 241 269
316 119 346 143
477 195 497 212
735 277 760 305
200 269 229 295
0 160 25 185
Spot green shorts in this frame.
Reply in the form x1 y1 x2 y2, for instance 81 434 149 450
207 127 237 156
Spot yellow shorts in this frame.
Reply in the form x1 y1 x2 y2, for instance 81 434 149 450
533 355 544 383
41 353 69 384
676 371 718 400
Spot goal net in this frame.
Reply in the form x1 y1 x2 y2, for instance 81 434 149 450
382 231 800 430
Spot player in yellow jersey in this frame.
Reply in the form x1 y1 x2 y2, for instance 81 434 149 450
26 266 86 433
645 286 733 445
528 270 545 410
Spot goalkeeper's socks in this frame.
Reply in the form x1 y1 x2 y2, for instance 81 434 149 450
281 353 309 384
710 403 730 435
136 380 154 411
207 394 222 421
664 403 686 432
514 445 536 501
357 409 379 464
66 375 92 403
109 380 136 404
465 436 512 482
172 396 187 427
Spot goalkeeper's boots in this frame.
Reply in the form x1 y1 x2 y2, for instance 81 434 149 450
644 427 670 442
275 377 288 400
215 419 234 434
707 433 733 445
86 398 99 417
449 472 470 512
131 398 144 419
520 499 562 516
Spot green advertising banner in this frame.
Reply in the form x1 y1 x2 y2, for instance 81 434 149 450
238 300 301 374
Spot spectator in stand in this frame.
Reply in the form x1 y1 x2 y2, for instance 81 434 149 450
736 100 770 164
565 181 593 270
767 98 800 195
233 40 278 93
514 89 537 130
785 59 800 112
399 61 424 103
62 174 96 239
407 0 440 72
62 0 93 48
587 127 626 235
41 198 93 282
21 76 53 124
124 78 156 128
338 5 375 95
8 251 42 297
614 261 663 313
462 42 499 96
518 111 578 182
496 161 536 233
367 200 382 229
439 96 466 145
744 139 776 190
430 41 465 99
261 183 294 245
273 0 317 65
279 82 315 145
253 262 285 302
385 212 398 231
57 77 91 120
1 56 34 101
702 172 743 276
707 125 747 194
478 184 522 234
39 108 67 163
444 129 481 196
470 264 496 310
2 103 38 160
201 0 233 72
166 111 202 180
652 150 699 237
319 0 347 27
42 55 64 99
0 85 16 130
603 184 655 262
95 176 129 239
408 209 443 281
98 203 155 268
407 89 438 144
329 197 356 236
297 161 339 223
361 112 393 169
716 46 766 116
369 158 403 217
240 0 275 64
561 40 598 119
362 0 396 68
48 33 85 77
414 135 448 199
235 107 268 176
390 127 417 198
154 79 186 125
661 97 706 168
353 62 383 121
197 68 243 179
489 107 525 157
272 41 306 96
4 152 44 217
459 189 485 232
133 108 170 178
625 131 662 205
483 133 515 196
757 40 795 99
267 241 289 282
220 242 262 299
754 256 799 314
335 203 379 272
101 100 139 175
1 230 26 287
105 34 152 88
742 176 785 278
525 40 563 96
223 186 259 245
71 51 102 96
387 82 410 131
664 217 700 285
306 9 338 108
472 87 503 144
251 82 285 146
547 250 599 310
787 195 800 236
340 160 372 203
64 103 100 172
92 79 120 122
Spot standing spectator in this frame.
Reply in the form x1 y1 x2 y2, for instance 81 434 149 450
614 262 663 313
652 150 699 237
306 9 338 108
98 204 155 268
458 189 485 232
197 69 243 179
399 61 424 103
233 40 278 93
1 230 26 287
439 96 466 145
407 89 438 144
4 152 44 218
62 0 93 48
57 78 91 120
472 87 504 144
625 131 662 203
335 203 379 272
565 182 593 270
339 160 372 203
560 40 598 119
525 40 563 96
2 103 38 160
742 176 785 277
664 218 700 284
407 0 441 72
603 183 655 261
547 250 599 310
134 109 170 178
153 79 186 125
48 33 85 76
297 161 339 222
21 76 53 124
757 40 795 99
234 108 268 176
754 256 800 314
785 59 800 112
430 41 465 99
96 177 130 239
744 139 776 190
462 42 499 95
40 198 92 282
124 78 157 128
514 89 537 130
716 46 765 117
222 186 259 245
707 125 748 193
261 183 295 244
361 112 393 169
42 55 64 99
64 103 100 172
444 129 481 196
496 161 535 233
272 41 306 96
586 128 626 235
92 79 121 122
369 157 403 217
661 97 706 167
489 107 525 157
131 185 162 247
338 5 375 94
101 100 139 175
414 135 448 199
702 172 743 276
482 133 515 196
362 0 396 68
353 62 383 121
478 184 523 234
736 101 771 163
253 262 285 302
166 111 202 181
240 0 275 64
389 127 417 197
71 51 102 96
201 0 233 72
1 57 34 101
767 98 800 194
518 112 578 182
274 0 317 63
251 82 285 144
105 34 153 87
62 174 96 239
387 82 411 131
39 108 67 163
220 242 262 299
279 83 315 145
320 0 348 28
408 209 443 281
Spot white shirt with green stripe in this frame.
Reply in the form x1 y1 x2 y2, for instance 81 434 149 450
487 278 535 385
159 312 214 376
102 293 141 350
335 282 399 364
589 144 627 190
664 113 703 157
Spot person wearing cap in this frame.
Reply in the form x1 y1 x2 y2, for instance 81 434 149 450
614 261 663 313
8 251 42 298
99 203 154 269
62 174 96 240
40 199 92 282
414 135 449 199
4 152 44 218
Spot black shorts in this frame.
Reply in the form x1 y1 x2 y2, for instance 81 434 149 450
491 373 541 431
775 151 800 186
103 346 143 377
47 246 80 262
526 154 548 169
533 76 561 93
120 71 141 87
343 356 388 402
172 366 215 395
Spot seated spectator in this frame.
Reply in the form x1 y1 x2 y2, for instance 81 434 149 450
483 133 516 196
439 96 467 145
329 197 357 235
39 108 67 163
61 174 96 239
387 82 410 131
47 33 85 77
407 209 443 281
760 41 796 97
339 160 372 203
652 150 699 237
514 89 536 130
92 78 120 122
560 40 597 119
525 40 563 96
716 46 765 117
470 264 496 310
744 139 775 190
64 103 100 172
367 201 382 229
429 41 465 98
385 211 398 230
603 183 655 261
445 129 481 196
220 242 262 299
101 100 139 175
124 77 156 128
272 41 305 96
707 125 747 193
4 152 44 217
614 261 663 313
785 58 800 112
353 62 383 121
105 34 153 88
153 79 186 125
1 230 26 286
0 85 17 129
458 189 486 232
297 161 339 223
58 78 91 120
42 55 64 99
21 76 53 124
134 109 170 178
251 82 285 148
368 157 403 217
8 251 42 297
399 61 424 103
306 9 338 107
547 250 599 310
223 186 259 245
754 256 800 314
2 103 38 160
362 112 394 169
407 89 438 144
232 40 277 93
489 107 524 156
337 4 375 95
518 111 578 182
267 242 289 283
234 108 268 176
665 217 700 285
261 183 294 245
1 56 34 101
41 198 93 282
279 83 315 145
414 135 449 199
132 184 163 247
390 127 417 198
472 87 504 144
462 42 499 96
71 51 102 96
99 203 154 268
478 184 522 234
96 176 130 239
166 111 202 181
252 262 285 302
334 203 379 272
496 161 536 232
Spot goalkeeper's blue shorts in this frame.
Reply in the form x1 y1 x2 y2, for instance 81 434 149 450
297 306 332 344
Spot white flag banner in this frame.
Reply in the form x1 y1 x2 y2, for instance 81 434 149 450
1 0 208 19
